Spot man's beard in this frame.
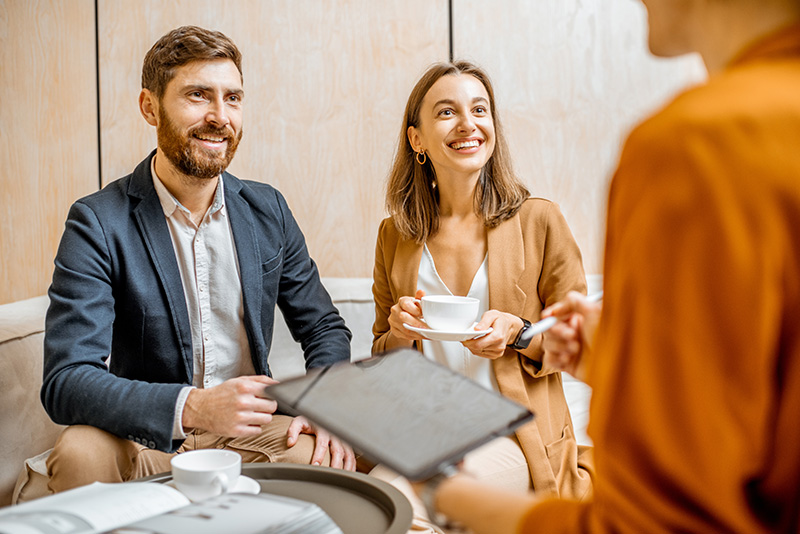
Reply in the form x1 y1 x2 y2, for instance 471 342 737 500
157 106 242 180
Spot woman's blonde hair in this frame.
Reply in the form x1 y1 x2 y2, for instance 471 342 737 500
386 60 529 243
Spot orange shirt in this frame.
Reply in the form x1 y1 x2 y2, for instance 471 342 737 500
521 24 800 533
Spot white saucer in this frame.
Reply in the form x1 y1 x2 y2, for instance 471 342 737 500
166 475 260 499
403 322 492 342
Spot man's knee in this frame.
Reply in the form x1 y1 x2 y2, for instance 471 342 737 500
281 433 331 466
225 415 330 467
268 415 330 466
50 425 123 472
48 425 140 492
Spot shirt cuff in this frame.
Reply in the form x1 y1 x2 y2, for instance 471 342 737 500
172 386 195 440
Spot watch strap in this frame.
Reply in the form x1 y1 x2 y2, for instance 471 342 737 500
509 317 532 350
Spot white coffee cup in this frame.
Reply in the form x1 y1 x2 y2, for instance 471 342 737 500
170 449 242 501
420 295 479 331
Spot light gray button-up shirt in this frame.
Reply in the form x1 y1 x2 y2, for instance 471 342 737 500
151 157 256 439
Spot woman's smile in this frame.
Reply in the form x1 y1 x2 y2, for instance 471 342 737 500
408 73 496 182
447 137 484 153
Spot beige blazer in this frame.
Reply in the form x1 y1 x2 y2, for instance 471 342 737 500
372 198 594 499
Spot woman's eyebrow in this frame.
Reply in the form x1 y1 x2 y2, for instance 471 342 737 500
432 96 489 107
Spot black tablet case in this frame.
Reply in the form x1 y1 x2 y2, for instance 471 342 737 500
265 348 534 481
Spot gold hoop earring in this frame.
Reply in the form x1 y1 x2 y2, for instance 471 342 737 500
416 150 427 165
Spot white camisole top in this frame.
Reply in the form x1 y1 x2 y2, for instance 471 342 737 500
417 244 499 392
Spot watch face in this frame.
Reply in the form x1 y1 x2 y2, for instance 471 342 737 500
511 318 532 350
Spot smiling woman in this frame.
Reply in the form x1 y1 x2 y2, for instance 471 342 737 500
407 74 497 196
369 61 593 532
385 62 525 244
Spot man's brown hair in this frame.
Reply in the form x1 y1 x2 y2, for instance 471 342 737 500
142 25 242 98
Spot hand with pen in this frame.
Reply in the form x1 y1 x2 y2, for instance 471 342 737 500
540 291 603 382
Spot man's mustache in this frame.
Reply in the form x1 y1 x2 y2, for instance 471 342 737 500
189 125 234 140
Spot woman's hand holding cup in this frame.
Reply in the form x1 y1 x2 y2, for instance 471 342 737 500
388 289 427 341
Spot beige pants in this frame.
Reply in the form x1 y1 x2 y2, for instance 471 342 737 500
47 415 326 493
370 435 532 534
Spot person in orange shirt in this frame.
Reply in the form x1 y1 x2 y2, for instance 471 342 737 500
415 0 800 532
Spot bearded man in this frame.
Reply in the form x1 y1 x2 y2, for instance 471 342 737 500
42 26 355 493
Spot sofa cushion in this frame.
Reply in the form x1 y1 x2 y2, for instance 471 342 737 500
0 296 64 506
12 449 52 504
269 277 375 379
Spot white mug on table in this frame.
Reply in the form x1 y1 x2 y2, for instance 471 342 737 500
170 449 242 501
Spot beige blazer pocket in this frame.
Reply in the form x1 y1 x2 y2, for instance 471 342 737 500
545 424 575 477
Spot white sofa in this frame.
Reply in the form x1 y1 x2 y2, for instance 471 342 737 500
0 295 63 506
0 276 596 507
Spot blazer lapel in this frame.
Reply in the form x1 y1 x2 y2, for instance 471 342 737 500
224 175 265 365
389 218 528 308
487 213 557 492
487 214 526 314
488 211 530 407
390 237 424 298
129 155 194 380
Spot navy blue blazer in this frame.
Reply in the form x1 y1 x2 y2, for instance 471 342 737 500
42 151 351 452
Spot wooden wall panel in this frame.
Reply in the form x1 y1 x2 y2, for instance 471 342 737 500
0 0 99 304
98 0 449 278
2 0 713 303
453 0 707 274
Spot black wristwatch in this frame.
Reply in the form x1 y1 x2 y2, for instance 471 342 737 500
509 317 532 350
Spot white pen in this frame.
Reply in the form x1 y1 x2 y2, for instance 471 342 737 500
518 291 604 344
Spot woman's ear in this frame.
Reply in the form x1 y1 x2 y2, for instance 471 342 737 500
139 89 159 127
407 125 423 153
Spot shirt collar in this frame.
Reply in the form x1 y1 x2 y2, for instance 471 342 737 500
150 155 226 218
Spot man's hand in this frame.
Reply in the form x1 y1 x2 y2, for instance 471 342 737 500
286 416 356 471
182 375 278 436
541 291 602 381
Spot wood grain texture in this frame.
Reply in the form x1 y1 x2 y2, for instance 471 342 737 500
453 0 707 274
97 0 449 278
0 0 99 304
3 0 711 303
